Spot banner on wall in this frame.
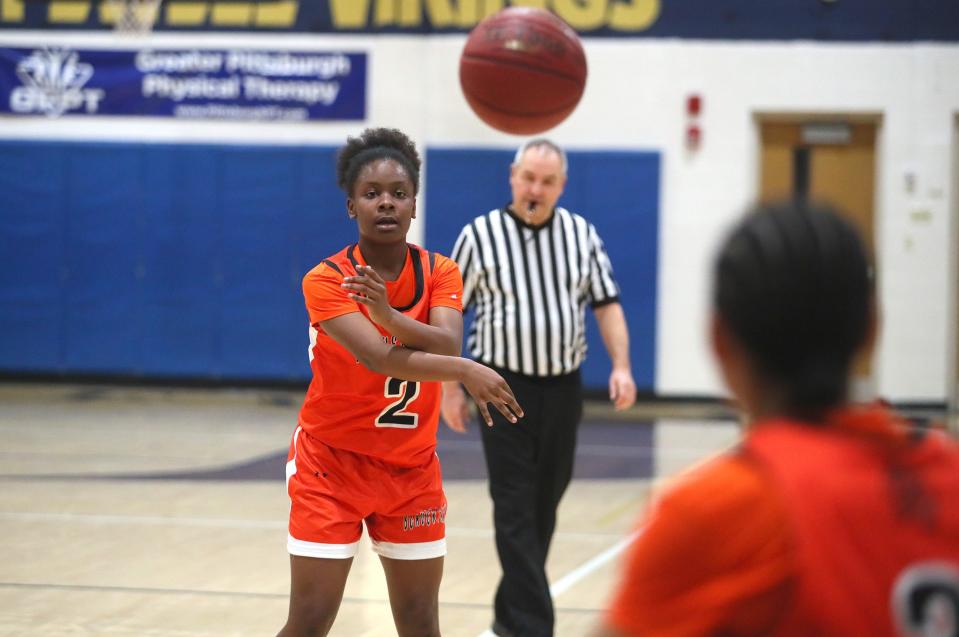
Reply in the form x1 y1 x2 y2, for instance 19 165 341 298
0 1 956 40
0 47 367 121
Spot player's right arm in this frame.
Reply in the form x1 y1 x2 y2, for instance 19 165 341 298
321 311 522 426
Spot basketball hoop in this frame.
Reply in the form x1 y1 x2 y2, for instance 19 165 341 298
105 0 162 34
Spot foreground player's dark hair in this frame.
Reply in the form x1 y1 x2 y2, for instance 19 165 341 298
714 199 873 416
336 127 421 196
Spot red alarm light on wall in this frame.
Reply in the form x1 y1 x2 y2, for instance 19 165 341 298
685 93 703 151
685 124 701 150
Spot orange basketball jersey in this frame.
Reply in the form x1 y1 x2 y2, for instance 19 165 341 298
745 409 959 637
298 243 463 467
604 407 959 637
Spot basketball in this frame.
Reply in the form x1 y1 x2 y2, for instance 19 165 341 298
459 7 587 135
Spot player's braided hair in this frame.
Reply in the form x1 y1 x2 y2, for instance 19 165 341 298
713 199 874 416
336 127 421 196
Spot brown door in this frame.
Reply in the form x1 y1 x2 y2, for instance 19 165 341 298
758 119 878 377
953 286 958 427
954 121 959 427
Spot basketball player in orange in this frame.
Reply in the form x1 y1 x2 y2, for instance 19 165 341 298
277 128 523 637
595 200 959 637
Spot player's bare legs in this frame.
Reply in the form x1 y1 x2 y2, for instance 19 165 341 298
380 555 444 637
277 555 353 636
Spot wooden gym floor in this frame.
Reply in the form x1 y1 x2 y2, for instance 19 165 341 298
0 382 744 636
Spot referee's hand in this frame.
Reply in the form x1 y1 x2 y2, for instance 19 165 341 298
609 367 637 411
441 382 471 433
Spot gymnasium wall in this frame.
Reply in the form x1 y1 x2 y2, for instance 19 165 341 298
0 27 957 402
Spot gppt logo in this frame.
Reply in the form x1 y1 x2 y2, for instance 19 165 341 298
10 48 104 117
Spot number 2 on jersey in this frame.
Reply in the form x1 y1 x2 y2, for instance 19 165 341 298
376 377 420 428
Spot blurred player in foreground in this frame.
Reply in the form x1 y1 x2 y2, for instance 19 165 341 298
595 200 959 637
277 128 522 637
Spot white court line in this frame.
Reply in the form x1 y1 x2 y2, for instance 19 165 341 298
0 511 285 529
0 511 622 541
3 510 638 637
439 438 726 458
549 531 639 597
446 527 622 542
474 531 640 637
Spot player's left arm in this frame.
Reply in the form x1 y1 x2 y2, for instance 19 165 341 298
594 302 637 411
340 259 463 356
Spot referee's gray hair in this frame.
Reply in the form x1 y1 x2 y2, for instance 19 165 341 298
513 139 567 175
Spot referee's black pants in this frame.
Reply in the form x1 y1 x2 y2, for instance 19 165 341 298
480 366 583 637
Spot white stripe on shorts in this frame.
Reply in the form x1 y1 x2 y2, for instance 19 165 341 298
372 538 447 560
288 534 360 559
285 425 302 489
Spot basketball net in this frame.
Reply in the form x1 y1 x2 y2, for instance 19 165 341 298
105 0 163 34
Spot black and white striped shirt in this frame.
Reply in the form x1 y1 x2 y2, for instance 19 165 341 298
450 206 620 377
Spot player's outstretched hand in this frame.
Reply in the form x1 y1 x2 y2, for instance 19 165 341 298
342 266 394 327
461 362 523 427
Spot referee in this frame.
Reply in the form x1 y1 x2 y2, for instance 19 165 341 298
441 138 637 637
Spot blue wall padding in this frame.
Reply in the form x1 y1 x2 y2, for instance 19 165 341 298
0 140 351 380
0 145 68 370
424 148 659 391
65 145 143 372
0 140 659 390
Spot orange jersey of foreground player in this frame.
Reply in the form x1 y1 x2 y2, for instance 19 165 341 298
605 406 959 637
298 243 463 468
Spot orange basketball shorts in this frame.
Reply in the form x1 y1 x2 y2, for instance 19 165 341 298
285 426 447 560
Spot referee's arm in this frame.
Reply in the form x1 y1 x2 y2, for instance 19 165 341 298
594 302 636 410
589 224 636 410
